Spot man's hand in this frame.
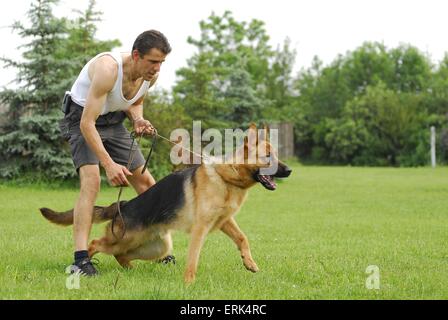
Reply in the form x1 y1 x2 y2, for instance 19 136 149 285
133 117 156 136
103 161 133 187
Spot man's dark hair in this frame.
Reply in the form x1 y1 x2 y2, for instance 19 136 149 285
132 30 172 56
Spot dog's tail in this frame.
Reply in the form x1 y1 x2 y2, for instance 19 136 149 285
39 201 127 226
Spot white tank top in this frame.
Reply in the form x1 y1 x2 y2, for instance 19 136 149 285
70 52 151 115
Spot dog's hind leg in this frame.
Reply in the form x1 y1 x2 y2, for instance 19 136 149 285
115 232 174 266
220 217 259 273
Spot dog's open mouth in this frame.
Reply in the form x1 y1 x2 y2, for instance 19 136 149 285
255 173 277 191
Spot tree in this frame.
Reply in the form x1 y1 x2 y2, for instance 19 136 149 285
0 0 70 121
173 11 277 129
292 42 437 165
174 52 228 129
223 58 264 126
322 84 429 166
263 38 297 121
56 0 121 84
0 0 74 179
388 45 432 93
0 0 121 180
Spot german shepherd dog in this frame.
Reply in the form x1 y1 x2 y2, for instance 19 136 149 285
40 125 291 283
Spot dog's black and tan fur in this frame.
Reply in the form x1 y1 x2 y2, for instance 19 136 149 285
40 125 291 283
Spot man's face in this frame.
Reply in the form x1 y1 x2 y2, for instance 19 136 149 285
134 48 167 81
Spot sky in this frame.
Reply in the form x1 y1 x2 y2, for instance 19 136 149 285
1 0 448 91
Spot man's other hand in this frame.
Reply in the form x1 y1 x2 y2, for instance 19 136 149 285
103 161 133 187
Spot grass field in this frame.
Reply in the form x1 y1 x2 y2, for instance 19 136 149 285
0 164 447 300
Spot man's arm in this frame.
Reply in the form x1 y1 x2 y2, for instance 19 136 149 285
125 74 159 135
126 94 146 122
80 56 132 186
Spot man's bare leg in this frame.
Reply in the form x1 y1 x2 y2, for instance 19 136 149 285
71 165 101 276
128 166 156 195
74 165 101 251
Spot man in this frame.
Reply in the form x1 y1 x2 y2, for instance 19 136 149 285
60 30 171 276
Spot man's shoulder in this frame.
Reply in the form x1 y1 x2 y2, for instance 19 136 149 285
92 54 119 75
88 55 121 93
88 54 121 91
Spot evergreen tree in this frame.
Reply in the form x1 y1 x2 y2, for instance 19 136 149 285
1 0 69 122
0 0 74 179
222 58 263 126
0 0 120 180
56 0 121 84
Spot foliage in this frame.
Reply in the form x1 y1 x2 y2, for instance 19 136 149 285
141 89 192 181
0 0 70 122
293 42 448 166
55 0 121 84
0 110 74 179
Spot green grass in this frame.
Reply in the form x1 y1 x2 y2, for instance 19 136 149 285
1 164 448 300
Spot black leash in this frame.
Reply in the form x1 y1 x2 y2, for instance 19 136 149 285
111 130 158 240
141 132 158 174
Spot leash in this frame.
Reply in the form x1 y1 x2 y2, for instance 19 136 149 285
141 133 158 174
112 130 155 240
155 132 209 162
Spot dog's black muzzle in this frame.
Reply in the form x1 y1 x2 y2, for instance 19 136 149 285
253 162 292 191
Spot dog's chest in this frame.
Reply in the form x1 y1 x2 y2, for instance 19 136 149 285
225 187 247 211
206 166 247 211
213 186 248 223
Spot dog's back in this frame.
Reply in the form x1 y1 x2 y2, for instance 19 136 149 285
121 165 200 229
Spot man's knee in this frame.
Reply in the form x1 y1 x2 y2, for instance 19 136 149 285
138 173 155 192
131 168 155 194
79 165 101 195
142 171 156 188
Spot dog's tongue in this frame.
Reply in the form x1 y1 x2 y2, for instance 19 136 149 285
259 175 277 189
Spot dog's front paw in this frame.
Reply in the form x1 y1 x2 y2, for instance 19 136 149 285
244 259 259 273
184 270 196 284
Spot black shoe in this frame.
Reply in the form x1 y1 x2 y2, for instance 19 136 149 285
69 258 99 277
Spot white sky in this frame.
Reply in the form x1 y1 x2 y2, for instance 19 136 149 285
1 0 448 91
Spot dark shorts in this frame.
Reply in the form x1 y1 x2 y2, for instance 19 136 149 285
59 102 145 173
